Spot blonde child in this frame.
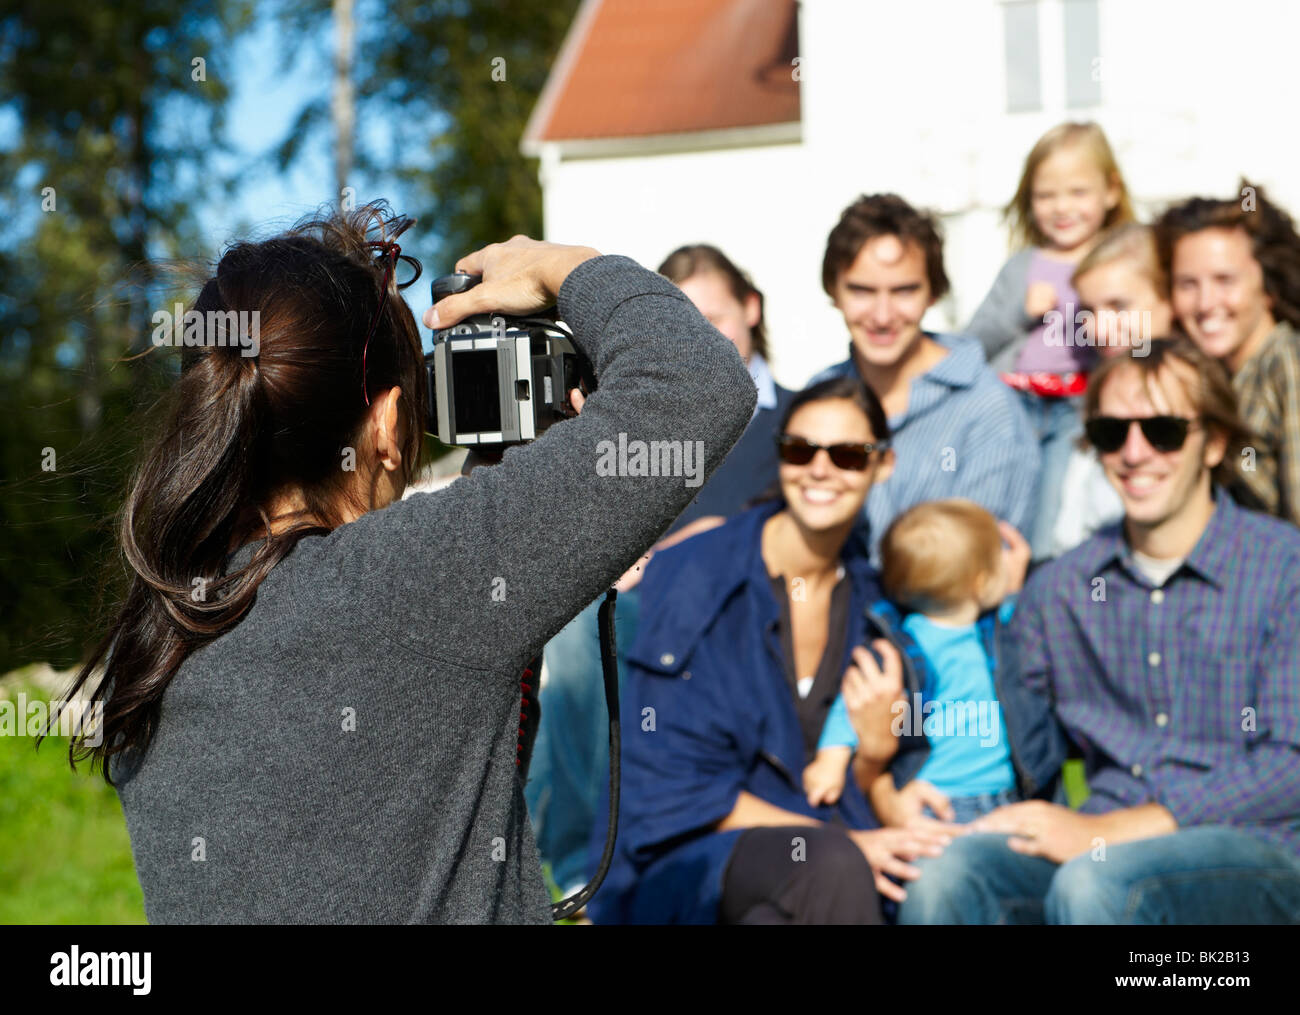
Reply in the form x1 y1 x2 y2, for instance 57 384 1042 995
803 500 1032 826
967 122 1134 560
1050 223 1174 555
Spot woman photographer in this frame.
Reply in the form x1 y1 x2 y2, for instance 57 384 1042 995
61 202 756 924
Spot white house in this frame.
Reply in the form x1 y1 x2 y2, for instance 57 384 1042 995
522 0 1300 388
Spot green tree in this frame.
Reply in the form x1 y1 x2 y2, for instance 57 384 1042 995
0 1 251 672
276 0 580 270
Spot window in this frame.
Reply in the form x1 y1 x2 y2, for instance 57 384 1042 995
1003 1 1042 113
1063 0 1101 108
1003 0 1102 114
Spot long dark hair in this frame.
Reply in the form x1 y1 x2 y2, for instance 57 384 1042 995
52 201 427 782
1155 179 1300 330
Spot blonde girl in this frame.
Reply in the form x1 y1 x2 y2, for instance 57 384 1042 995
967 122 1134 559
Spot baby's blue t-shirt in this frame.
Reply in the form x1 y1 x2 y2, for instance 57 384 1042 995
817 610 1016 797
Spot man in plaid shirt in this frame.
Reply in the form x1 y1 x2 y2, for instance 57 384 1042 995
897 338 1300 924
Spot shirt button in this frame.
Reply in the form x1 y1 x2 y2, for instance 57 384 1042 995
1148 651 1161 666
1151 589 1165 605
660 652 675 667
1155 712 1169 727
1131 763 1144 777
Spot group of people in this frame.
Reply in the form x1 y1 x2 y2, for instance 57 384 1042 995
525 121 1300 924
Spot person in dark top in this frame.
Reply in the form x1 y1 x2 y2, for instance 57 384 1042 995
657 244 796 532
525 245 795 900
588 376 954 924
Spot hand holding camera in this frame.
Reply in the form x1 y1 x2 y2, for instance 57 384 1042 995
423 235 604 448
423 235 600 330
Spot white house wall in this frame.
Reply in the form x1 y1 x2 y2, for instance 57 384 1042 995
536 0 1300 389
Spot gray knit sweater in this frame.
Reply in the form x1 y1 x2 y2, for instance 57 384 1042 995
113 254 757 924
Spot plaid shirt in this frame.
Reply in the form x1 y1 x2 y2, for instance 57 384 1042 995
1014 488 1300 857
1233 320 1300 527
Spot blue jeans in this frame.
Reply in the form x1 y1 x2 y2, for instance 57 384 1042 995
1017 390 1083 561
524 586 641 895
897 825 1300 924
933 788 1021 825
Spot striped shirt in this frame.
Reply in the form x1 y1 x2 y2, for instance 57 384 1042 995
1014 488 1300 858
810 334 1040 562
1232 320 1300 527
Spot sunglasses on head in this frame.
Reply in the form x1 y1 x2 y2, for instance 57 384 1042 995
776 434 888 471
1084 415 1199 454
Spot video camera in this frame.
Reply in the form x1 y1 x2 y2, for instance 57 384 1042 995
423 272 594 447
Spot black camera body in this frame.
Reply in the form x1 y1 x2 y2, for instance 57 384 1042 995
424 273 593 447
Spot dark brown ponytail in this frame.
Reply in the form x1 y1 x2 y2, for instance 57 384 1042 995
52 201 427 782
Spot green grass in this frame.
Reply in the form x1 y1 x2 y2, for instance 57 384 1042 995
0 671 1091 926
0 683 145 924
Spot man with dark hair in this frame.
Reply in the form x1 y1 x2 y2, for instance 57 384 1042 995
1157 181 1300 526
897 339 1300 924
810 194 1038 562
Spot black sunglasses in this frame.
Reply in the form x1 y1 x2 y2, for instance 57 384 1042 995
776 434 888 471
1084 415 1199 454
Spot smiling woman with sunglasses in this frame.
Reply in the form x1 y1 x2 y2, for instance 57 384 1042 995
590 375 957 925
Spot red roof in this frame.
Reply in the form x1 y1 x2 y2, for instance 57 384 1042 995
525 0 800 145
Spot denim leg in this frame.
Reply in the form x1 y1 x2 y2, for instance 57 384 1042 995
1022 392 1083 560
1045 825 1300 924
895 832 1058 925
939 788 1022 825
525 587 640 894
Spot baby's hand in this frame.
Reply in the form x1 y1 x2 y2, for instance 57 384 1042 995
803 746 853 807
1025 281 1058 319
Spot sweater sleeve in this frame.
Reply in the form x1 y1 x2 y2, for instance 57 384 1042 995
333 254 757 676
965 251 1037 367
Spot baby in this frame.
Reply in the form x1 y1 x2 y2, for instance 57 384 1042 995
803 499 1028 827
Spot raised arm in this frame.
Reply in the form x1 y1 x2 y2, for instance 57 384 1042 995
965 251 1036 366
344 243 757 675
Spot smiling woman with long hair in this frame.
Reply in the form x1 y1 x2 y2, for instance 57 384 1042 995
53 201 756 924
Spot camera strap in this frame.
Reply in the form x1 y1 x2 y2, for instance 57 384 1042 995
550 586 620 922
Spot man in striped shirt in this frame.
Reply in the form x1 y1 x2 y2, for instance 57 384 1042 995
809 194 1039 563
897 338 1300 924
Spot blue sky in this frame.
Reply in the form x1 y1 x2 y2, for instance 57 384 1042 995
198 10 438 329
198 12 338 242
